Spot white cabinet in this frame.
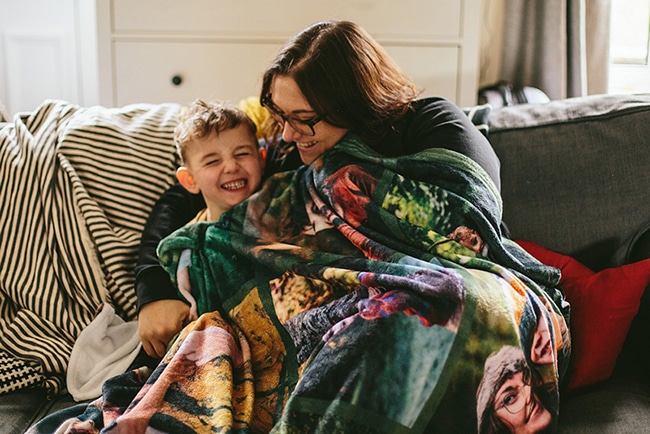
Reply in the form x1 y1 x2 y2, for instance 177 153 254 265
112 41 277 107
96 0 481 107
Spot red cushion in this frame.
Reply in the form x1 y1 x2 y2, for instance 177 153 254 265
516 239 650 391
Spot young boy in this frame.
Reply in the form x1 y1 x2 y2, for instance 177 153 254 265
174 99 266 223
136 100 266 359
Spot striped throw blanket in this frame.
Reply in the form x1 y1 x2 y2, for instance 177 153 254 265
0 100 180 395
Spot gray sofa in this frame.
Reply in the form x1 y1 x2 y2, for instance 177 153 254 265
2 92 650 433
488 93 650 432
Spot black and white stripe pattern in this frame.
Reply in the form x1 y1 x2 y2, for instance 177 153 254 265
0 100 181 395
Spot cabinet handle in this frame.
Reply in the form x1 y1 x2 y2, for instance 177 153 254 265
171 75 183 86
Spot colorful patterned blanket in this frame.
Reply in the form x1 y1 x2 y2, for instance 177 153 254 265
32 135 571 433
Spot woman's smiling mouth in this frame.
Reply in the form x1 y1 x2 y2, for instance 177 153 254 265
296 141 317 150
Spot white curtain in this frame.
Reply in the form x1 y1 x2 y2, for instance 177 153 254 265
498 0 611 100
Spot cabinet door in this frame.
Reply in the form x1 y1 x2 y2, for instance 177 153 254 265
112 0 463 40
113 41 280 106
114 41 461 106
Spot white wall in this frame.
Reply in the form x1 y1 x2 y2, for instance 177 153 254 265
0 0 95 116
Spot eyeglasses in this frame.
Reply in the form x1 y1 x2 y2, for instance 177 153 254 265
261 94 323 136
496 372 532 415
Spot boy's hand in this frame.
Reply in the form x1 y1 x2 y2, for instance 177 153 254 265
138 299 190 358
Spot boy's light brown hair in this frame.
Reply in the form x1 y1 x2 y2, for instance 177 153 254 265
175 99 258 165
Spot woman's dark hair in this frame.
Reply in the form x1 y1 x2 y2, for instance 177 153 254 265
260 20 420 148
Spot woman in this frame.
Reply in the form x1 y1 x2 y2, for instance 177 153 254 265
136 20 502 359
258 20 500 179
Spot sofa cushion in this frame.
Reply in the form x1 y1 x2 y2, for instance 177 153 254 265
0 388 77 434
488 93 650 271
558 378 650 433
516 239 650 391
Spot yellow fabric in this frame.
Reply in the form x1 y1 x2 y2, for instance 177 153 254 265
187 208 211 225
237 96 271 139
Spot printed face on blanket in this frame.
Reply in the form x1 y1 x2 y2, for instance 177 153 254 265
476 346 555 434
30 20 571 434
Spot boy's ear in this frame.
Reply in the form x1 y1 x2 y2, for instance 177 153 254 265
259 146 267 169
176 166 200 194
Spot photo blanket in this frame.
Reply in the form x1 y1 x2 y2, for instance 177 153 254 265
33 135 571 433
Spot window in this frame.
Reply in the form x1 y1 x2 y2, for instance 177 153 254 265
608 0 650 93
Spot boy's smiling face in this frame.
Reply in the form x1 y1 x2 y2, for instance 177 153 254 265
178 124 265 219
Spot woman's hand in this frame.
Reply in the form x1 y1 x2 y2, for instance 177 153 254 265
138 299 190 358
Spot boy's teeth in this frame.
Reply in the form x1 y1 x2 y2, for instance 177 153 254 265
223 180 246 190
